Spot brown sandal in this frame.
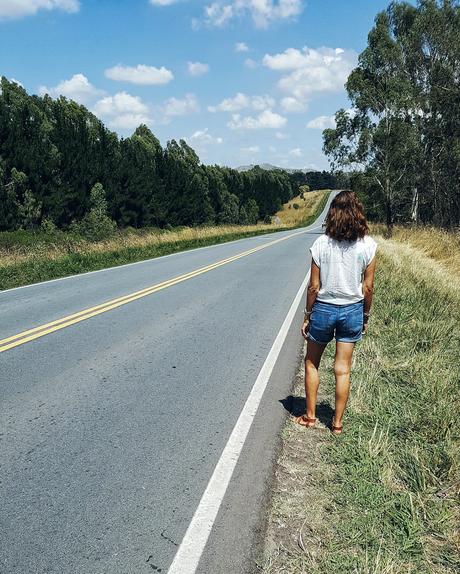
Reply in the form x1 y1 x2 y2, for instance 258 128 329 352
331 418 343 435
295 414 317 428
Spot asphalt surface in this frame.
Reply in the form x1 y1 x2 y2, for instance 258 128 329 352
1 193 335 574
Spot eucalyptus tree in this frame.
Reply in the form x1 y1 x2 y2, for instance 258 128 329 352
324 0 460 228
324 8 419 227
117 125 162 227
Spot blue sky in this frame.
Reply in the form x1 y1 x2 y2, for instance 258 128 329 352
0 0 391 169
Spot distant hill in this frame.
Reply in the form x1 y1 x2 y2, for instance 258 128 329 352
236 163 315 174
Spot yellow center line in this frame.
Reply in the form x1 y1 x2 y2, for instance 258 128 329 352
0 229 308 353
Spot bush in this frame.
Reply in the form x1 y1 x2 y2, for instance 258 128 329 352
69 183 116 241
40 217 57 234
292 203 300 210
18 189 42 229
263 215 272 224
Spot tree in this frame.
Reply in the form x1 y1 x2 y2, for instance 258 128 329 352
323 1 460 228
71 182 116 240
0 77 309 232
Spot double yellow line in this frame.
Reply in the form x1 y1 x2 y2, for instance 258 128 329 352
0 230 306 354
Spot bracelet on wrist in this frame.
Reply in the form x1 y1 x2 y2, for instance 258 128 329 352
303 307 312 318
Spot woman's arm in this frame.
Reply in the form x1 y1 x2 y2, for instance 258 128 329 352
301 260 320 339
362 256 376 333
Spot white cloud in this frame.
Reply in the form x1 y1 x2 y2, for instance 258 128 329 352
289 147 302 157
228 109 286 130
208 92 275 113
0 0 79 20
188 128 223 145
306 115 336 129
235 42 249 52
203 2 233 26
109 113 153 129
241 145 260 153
263 46 357 100
280 96 307 113
162 94 199 117
93 92 148 116
92 92 152 130
275 131 289 139
10 78 23 87
244 58 257 69
105 64 173 85
201 0 303 28
39 73 104 104
188 61 210 77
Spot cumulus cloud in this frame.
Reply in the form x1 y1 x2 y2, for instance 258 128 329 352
200 0 303 29
105 64 173 85
280 96 307 113
93 92 149 116
92 92 152 129
187 128 223 145
263 46 357 100
228 109 286 130
275 131 289 139
39 73 104 104
306 115 336 129
0 0 79 20
289 147 302 157
188 61 210 77
208 92 275 113
241 145 260 153
235 42 249 52
203 2 233 26
162 94 199 117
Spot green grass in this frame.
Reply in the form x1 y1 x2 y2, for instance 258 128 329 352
0 191 330 291
260 234 460 574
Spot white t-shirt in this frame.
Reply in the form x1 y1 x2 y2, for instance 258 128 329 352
310 234 377 305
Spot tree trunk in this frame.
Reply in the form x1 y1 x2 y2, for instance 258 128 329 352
411 187 419 223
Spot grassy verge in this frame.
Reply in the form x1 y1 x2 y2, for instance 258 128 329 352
0 190 329 291
259 229 460 573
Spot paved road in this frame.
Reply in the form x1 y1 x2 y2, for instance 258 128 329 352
1 193 334 574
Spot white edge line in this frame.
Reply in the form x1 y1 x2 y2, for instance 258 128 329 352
167 268 311 574
0 223 323 295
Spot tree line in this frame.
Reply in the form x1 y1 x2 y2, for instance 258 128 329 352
0 78 334 234
324 0 460 228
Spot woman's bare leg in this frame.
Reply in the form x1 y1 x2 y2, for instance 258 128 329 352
333 341 355 426
305 339 327 419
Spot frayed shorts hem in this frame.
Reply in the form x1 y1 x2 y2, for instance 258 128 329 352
307 332 362 345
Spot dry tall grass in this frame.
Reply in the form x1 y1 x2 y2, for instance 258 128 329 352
275 190 330 226
370 224 460 276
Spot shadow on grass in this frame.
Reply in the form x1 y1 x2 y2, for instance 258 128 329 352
279 396 334 427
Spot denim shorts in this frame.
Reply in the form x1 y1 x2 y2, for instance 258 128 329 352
307 299 364 344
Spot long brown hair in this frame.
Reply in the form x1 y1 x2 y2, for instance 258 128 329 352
325 190 369 241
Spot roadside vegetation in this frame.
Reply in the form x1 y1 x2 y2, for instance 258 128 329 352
0 190 329 291
259 226 460 573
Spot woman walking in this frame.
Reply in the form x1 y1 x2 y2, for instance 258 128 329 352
297 190 377 434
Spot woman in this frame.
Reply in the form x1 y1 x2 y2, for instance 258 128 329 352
296 190 377 435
